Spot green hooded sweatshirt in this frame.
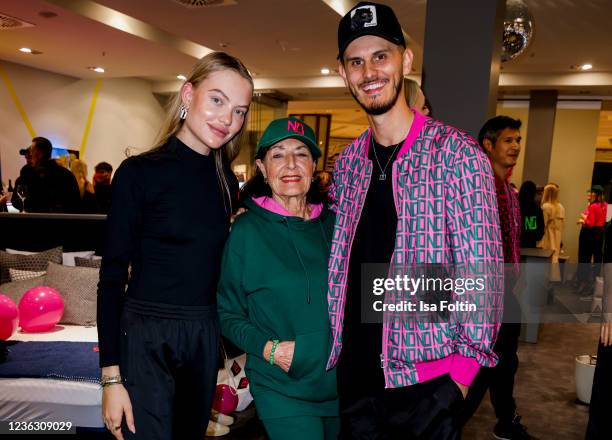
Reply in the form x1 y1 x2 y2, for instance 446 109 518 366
217 198 338 419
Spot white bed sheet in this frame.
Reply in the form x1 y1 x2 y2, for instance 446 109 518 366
0 325 103 428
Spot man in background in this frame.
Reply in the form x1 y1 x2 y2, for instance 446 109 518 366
93 161 113 214
12 137 80 213
457 116 534 440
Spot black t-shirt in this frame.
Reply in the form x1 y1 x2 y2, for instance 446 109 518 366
338 136 402 400
97 136 237 367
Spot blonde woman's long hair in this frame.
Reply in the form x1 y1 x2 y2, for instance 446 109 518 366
71 158 91 198
404 78 421 108
541 183 560 206
151 51 253 214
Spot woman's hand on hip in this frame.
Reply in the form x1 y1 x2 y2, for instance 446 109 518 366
102 384 135 439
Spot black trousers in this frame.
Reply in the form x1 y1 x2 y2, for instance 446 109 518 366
586 342 612 439
455 321 521 428
339 374 464 440
119 298 220 440
577 227 604 283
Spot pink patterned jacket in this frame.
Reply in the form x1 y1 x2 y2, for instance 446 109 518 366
326 111 505 388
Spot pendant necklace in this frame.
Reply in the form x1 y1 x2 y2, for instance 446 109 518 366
371 137 402 181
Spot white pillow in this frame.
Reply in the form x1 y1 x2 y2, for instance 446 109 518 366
5 248 35 255
62 251 96 267
9 268 47 282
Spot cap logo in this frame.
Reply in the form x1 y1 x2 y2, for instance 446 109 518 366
350 5 377 30
287 120 305 135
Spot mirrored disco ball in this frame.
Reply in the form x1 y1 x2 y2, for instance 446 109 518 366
501 0 534 62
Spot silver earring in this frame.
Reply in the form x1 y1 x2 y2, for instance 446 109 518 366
179 104 188 120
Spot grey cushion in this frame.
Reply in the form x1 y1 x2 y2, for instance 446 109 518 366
0 275 46 304
0 247 63 284
45 262 98 326
74 256 102 268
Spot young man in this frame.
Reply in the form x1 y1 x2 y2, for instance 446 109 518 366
457 116 534 440
326 2 504 438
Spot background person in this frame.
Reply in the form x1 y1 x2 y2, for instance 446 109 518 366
93 161 114 214
576 185 608 295
70 158 97 213
538 183 565 282
458 116 534 440
404 78 430 116
11 137 80 213
97 52 253 440
518 180 544 248
218 118 338 440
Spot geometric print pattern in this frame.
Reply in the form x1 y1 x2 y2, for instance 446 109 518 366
326 112 504 388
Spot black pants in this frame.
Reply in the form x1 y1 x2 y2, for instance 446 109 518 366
339 374 464 439
577 227 604 283
119 298 220 440
586 342 612 439
455 321 520 428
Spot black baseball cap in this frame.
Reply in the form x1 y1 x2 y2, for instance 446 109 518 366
337 2 405 60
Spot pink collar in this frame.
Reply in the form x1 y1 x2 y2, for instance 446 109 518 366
364 108 427 158
252 196 323 219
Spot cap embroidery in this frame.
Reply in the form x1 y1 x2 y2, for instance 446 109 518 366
287 120 305 135
350 5 378 30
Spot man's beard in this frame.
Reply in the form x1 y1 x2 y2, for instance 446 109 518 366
349 75 403 116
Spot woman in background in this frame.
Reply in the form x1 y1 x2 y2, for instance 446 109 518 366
404 78 430 116
538 183 565 282
576 185 608 294
70 159 97 213
97 52 253 440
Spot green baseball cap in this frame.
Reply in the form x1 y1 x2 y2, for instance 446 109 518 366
256 117 321 159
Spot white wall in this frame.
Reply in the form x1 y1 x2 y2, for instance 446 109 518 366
0 61 164 186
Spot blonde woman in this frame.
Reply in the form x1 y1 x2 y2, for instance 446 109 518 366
97 52 253 440
404 78 430 116
538 183 565 281
70 158 96 212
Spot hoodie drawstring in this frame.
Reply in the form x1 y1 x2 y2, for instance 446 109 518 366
285 219 312 304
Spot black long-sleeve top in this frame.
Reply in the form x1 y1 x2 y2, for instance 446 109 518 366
97 136 237 367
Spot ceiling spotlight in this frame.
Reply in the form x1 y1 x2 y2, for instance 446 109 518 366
88 66 105 73
177 74 187 80
580 64 593 71
19 47 32 53
321 68 330 75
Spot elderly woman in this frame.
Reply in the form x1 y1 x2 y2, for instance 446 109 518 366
217 117 338 440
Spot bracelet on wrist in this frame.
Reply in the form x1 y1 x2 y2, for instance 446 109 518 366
101 379 123 388
269 339 280 366
101 374 123 387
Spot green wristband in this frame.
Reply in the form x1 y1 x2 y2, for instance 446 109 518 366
269 339 280 366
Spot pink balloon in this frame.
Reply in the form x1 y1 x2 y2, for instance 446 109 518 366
212 384 238 415
18 286 64 333
0 294 19 340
